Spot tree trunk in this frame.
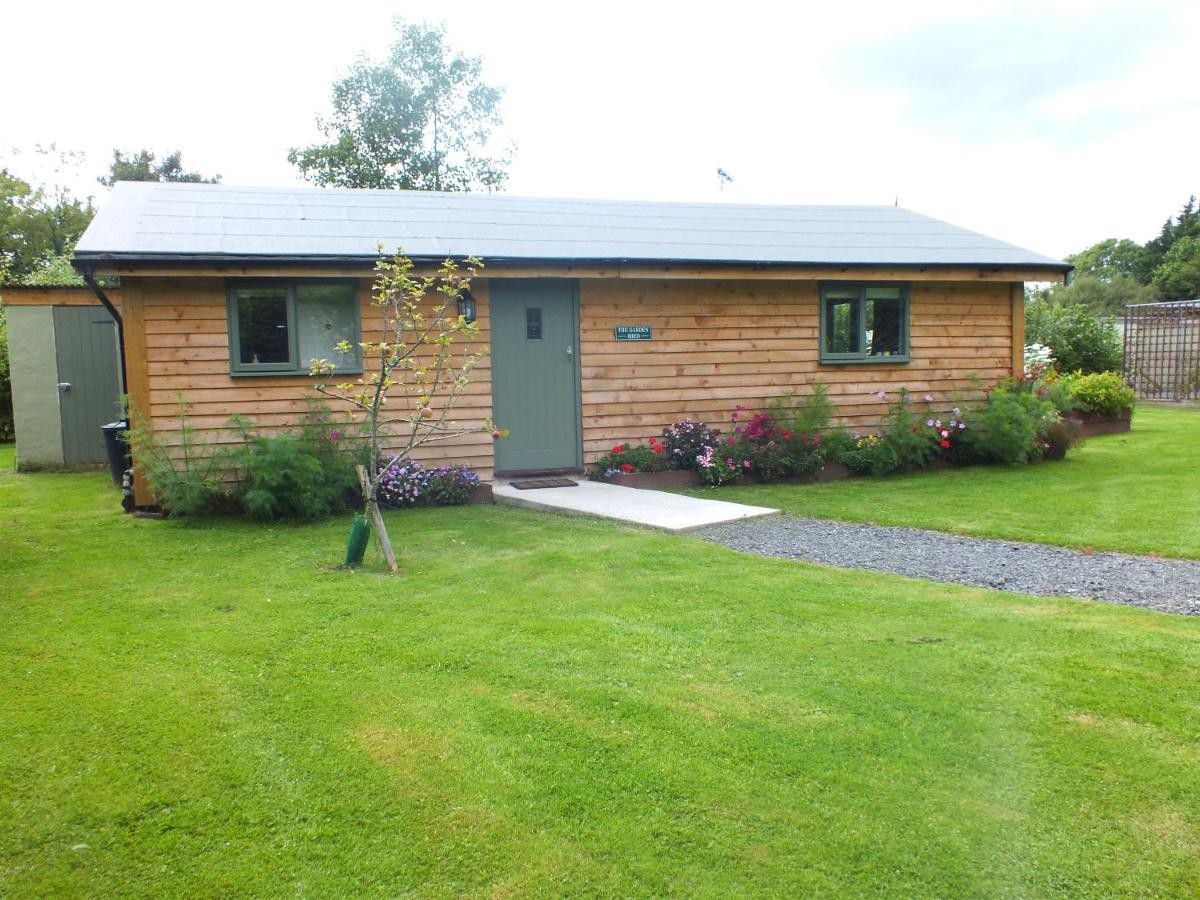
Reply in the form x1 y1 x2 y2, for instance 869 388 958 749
357 465 398 573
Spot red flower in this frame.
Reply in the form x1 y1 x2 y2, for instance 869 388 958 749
612 444 625 455
940 440 950 449
620 463 635 473
652 445 665 453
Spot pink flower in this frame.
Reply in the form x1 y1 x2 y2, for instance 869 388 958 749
875 390 887 400
923 394 934 403
329 430 340 440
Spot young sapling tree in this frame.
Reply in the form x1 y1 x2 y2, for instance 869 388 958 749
310 248 498 571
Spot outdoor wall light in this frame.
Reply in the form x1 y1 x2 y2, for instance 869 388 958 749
457 291 477 324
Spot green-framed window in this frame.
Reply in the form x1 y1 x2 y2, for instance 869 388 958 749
819 284 910 364
227 281 362 375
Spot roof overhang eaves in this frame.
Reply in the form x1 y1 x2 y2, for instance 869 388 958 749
72 251 1072 274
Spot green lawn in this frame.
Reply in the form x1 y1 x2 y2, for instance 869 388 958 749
2 458 1200 896
683 405 1200 559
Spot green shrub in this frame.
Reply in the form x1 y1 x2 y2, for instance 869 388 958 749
766 381 835 437
234 435 352 521
425 465 480 506
963 383 1056 464
838 433 889 474
1068 371 1136 415
128 401 233 516
1043 418 1085 461
1025 299 1122 374
877 389 936 473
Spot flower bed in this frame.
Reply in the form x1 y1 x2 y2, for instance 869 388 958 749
377 460 491 508
589 376 1089 493
1067 407 1132 436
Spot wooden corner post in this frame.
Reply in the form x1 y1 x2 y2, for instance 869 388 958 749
1011 282 1025 375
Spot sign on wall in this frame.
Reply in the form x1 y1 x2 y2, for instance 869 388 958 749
614 325 652 341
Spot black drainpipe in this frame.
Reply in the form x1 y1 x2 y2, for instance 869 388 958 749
81 267 127 393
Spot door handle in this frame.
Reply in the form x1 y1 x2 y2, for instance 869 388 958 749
58 382 72 393
566 345 573 356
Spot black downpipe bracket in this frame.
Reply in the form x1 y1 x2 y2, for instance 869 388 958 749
82 267 127 393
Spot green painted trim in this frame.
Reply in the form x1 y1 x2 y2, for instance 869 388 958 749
818 282 911 365
569 280 583 469
226 279 363 375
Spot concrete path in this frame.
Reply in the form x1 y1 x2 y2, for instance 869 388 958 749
493 479 778 532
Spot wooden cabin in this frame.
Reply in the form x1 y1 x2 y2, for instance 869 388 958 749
71 183 1069 504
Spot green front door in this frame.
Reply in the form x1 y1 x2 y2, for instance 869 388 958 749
490 279 582 473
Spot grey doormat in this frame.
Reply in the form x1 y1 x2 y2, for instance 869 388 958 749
508 478 578 490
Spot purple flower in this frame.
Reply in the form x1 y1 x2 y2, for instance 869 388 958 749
926 419 934 427
923 394 934 403
875 390 886 400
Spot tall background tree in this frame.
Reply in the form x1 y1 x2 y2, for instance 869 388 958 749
0 146 95 283
288 19 512 192
98 149 220 186
1038 194 1200 314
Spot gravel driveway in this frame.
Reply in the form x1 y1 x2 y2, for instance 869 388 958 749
698 516 1200 616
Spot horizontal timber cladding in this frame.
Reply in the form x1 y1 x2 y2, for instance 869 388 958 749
576 278 1016 460
126 272 1018 484
130 276 495 480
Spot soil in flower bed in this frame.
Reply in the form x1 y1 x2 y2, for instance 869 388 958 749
380 483 493 509
599 463 857 490
1068 408 1132 437
601 470 702 489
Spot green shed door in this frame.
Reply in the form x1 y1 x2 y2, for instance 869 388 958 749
53 306 122 465
490 279 582 473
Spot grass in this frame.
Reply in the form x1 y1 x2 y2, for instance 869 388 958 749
681 405 1200 559
2 454 1200 896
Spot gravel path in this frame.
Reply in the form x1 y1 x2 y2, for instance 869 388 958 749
698 516 1200 616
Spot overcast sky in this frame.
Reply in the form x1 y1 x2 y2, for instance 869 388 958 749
4 0 1197 259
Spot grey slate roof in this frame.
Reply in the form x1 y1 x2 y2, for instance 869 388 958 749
73 181 1068 270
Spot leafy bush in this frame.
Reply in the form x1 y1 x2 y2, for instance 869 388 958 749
1043 418 1085 461
660 419 721 470
236 435 351 522
425 465 480 505
875 389 937 473
766 382 835 436
1067 371 1136 415
128 402 232 516
590 439 671 479
728 406 827 479
1025 299 1122 374
962 382 1056 465
696 443 752 485
131 398 360 519
838 433 888 474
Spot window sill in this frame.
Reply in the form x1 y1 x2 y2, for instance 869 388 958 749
228 368 364 378
819 356 911 366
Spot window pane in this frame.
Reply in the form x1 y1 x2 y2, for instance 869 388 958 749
824 297 859 354
866 296 904 356
297 284 359 371
236 287 290 365
526 307 543 340
865 286 902 300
